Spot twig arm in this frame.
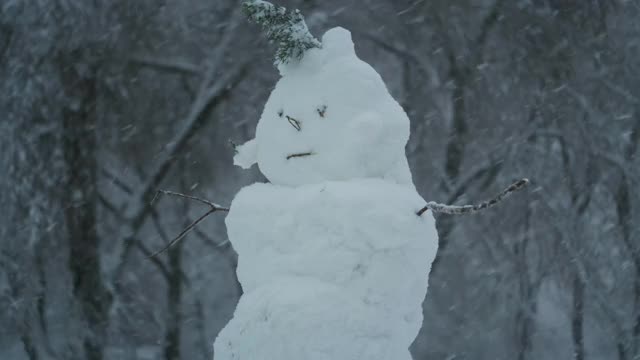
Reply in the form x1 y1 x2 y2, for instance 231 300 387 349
148 190 230 258
148 208 217 258
418 178 529 216
152 190 229 211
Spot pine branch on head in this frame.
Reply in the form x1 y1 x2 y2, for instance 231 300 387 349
242 0 320 64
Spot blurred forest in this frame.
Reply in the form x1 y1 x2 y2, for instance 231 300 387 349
1 0 639 359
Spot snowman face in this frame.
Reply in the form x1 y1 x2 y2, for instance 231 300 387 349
253 28 410 187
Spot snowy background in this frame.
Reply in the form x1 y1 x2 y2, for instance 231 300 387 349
1 1 639 360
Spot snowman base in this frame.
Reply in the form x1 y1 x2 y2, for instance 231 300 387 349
214 277 414 360
215 179 438 360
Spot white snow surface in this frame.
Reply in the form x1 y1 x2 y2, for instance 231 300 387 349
234 27 413 187
217 26 439 360
233 138 257 169
214 179 438 359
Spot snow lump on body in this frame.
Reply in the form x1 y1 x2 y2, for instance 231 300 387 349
217 26 438 360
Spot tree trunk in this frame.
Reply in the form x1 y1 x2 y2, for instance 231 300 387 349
164 172 188 360
62 59 111 360
617 341 628 360
633 270 640 358
444 65 467 182
571 273 585 360
617 179 640 358
164 241 183 360
515 211 538 360
20 332 39 360
516 304 536 360
432 62 468 275
624 115 640 358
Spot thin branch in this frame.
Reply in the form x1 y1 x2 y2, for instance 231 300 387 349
358 32 440 88
98 192 172 280
147 190 229 258
149 210 190 285
129 54 201 76
475 0 506 52
148 208 217 258
98 193 125 221
418 178 529 215
100 167 134 194
597 77 640 105
445 160 502 204
0 24 12 60
152 190 229 211
134 241 171 281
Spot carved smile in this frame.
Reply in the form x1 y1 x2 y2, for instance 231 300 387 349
286 152 314 160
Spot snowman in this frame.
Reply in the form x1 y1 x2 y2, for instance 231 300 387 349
212 3 439 359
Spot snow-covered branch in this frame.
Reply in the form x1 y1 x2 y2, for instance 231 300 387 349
242 0 320 64
417 178 530 215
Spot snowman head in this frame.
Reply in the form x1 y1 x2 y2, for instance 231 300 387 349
234 27 411 187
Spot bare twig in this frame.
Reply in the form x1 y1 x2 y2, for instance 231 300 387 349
98 193 125 221
417 178 529 216
358 32 441 88
148 190 229 258
129 54 201 76
444 159 503 204
100 167 133 194
134 241 171 280
152 190 229 211
148 208 216 258
149 210 190 285
98 192 172 280
475 0 506 55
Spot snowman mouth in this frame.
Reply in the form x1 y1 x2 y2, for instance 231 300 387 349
286 151 314 160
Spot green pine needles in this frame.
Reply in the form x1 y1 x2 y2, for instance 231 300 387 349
242 0 321 64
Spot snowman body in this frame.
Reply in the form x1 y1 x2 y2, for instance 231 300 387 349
214 28 439 360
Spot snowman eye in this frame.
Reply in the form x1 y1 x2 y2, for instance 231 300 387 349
285 115 302 131
317 105 327 118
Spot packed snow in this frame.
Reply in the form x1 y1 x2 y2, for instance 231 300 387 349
216 26 438 360
234 27 413 187
216 181 437 359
